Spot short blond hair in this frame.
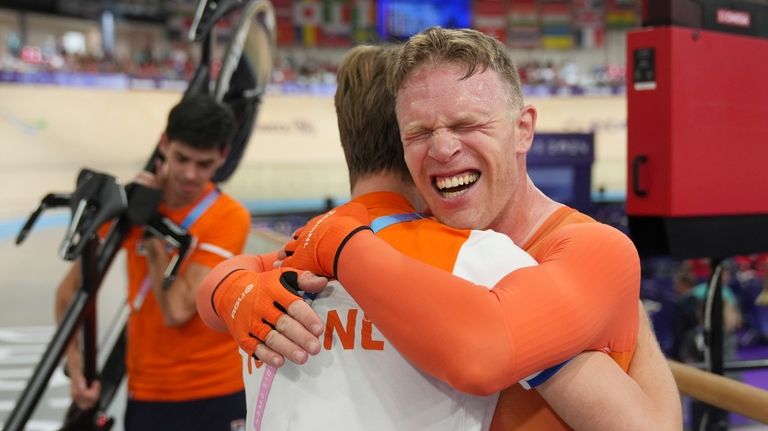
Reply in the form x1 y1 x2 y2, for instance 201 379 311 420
391 27 524 113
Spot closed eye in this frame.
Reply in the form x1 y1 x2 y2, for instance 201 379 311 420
453 124 476 133
402 129 431 143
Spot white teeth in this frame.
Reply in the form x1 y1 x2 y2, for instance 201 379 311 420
436 173 479 190
443 190 465 198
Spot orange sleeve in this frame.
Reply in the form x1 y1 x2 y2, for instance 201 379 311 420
196 251 278 331
336 222 640 396
187 200 251 269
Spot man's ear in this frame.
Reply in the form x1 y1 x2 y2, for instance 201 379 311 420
515 105 537 154
217 145 230 168
158 133 169 160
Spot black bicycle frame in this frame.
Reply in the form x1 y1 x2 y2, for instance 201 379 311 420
4 1 275 429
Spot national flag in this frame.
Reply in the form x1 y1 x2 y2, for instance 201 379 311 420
352 0 378 43
474 0 506 42
317 0 353 47
294 0 322 46
605 0 639 28
272 0 296 45
509 0 538 27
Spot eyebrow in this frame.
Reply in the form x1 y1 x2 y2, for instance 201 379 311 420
401 123 429 135
402 111 485 133
174 151 217 165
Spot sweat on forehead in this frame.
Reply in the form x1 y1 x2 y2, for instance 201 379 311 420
396 62 520 119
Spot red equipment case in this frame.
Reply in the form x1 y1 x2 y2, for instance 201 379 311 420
626 19 768 257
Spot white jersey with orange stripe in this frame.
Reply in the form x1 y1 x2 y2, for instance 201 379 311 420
240 226 538 431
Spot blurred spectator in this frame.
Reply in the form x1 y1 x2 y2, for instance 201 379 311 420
757 261 768 306
739 255 768 346
672 260 743 431
671 259 743 362
1 38 626 94
692 262 743 340
671 269 700 362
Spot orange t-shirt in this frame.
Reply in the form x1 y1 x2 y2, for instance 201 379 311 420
123 183 250 401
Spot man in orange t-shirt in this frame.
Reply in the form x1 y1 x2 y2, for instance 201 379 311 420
55 95 250 431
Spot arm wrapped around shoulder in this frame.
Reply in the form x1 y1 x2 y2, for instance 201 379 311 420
282 202 372 278
326 220 642 394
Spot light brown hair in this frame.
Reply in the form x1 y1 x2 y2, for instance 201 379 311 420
335 45 410 188
391 27 524 113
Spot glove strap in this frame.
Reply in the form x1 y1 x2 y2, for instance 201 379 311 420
210 268 247 317
333 226 373 278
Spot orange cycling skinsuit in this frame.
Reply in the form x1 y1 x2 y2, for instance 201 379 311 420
276 192 641 430
198 191 576 430
124 182 250 401
491 206 638 429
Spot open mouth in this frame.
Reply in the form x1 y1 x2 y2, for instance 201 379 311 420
433 171 480 198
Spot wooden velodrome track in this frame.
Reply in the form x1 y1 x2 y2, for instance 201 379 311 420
0 84 631 219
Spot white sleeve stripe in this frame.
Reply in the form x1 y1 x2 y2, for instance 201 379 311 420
519 359 572 390
198 242 235 259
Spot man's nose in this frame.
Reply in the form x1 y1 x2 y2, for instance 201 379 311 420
182 163 197 179
427 129 461 162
